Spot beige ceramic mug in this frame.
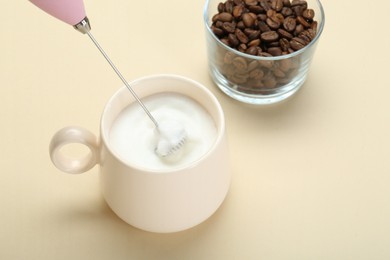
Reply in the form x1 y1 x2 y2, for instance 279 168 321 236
49 74 231 233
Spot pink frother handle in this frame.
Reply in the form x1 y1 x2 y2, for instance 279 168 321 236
29 0 86 25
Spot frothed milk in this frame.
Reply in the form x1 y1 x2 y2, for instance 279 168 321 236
109 92 217 170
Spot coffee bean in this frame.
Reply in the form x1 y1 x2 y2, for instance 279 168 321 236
246 46 259 55
294 24 304 35
291 0 307 8
281 7 293 17
283 0 291 6
242 13 256 27
218 2 225 13
273 68 286 78
228 33 240 46
216 12 234 22
212 26 224 37
258 60 275 70
249 69 265 79
267 9 277 18
245 29 261 40
268 47 282 56
249 5 264 14
222 22 236 33
233 5 245 18
274 13 285 23
258 14 267 21
259 0 272 11
298 33 311 44
310 21 318 33
245 0 258 6
223 51 235 64
237 21 246 30
297 16 310 28
292 5 305 16
249 12 258 21
248 38 261 47
258 52 274 68
215 21 223 28
235 28 249 43
263 74 277 88
279 58 293 72
248 60 259 71
261 31 279 42
233 56 248 71
269 41 280 48
266 17 281 30
247 79 265 89
283 17 296 32
278 28 293 39
224 1 234 13
290 37 306 50
279 38 290 51
221 63 234 76
306 28 316 39
299 29 315 43
238 43 247 52
231 73 248 84
258 20 271 32
302 8 315 20
272 0 283 12
212 14 220 23
220 38 230 46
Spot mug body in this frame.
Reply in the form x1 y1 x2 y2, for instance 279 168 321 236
99 74 230 233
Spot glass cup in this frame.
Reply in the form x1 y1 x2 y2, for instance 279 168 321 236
203 0 325 105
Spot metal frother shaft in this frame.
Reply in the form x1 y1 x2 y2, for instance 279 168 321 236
29 0 187 157
75 18 159 128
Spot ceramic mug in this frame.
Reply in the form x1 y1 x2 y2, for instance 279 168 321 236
49 74 231 233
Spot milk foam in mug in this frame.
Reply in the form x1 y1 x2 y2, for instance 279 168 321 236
109 92 217 170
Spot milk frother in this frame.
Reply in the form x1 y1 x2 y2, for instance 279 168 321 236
29 0 187 157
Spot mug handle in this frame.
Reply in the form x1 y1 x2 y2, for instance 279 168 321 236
49 126 99 174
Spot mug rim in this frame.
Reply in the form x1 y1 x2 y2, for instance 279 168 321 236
100 74 226 173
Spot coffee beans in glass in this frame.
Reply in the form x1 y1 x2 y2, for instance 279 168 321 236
204 0 325 105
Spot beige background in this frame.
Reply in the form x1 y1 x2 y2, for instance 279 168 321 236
1 0 390 259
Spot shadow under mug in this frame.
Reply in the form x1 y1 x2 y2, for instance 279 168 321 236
49 74 231 233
